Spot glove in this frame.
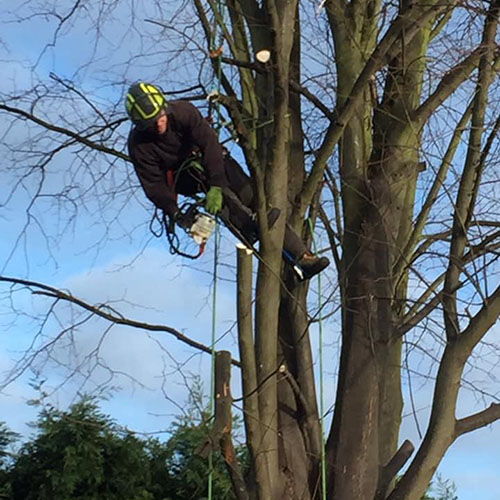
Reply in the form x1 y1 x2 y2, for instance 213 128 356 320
205 186 223 215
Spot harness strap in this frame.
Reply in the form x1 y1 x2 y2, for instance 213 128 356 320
166 169 177 198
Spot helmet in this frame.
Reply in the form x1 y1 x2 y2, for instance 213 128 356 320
125 82 167 129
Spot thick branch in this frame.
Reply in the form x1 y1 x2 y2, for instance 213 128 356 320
459 284 500 351
298 0 454 215
217 57 336 129
393 100 473 280
236 245 262 440
455 403 500 437
238 0 271 56
220 55 265 72
398 235 500 336
430 9 453 40
199 351 250 500
412 47 484 126
443 0 500 340
324 0 348 29
390 287 500 500
375 440 415 500
215 59 336 120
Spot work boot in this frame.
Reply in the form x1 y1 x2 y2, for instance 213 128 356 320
296 253 330 280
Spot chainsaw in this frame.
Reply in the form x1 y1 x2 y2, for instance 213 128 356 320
165 202 216 259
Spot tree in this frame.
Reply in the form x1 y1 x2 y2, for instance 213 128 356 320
9 398 154 500
160 389 244 500
5 394 240 500
422 475 458 500
0 422 18 499
0 1 499 499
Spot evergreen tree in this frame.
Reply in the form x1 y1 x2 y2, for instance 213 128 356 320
0 422 18 499
5 394 242 499
9 398 153 500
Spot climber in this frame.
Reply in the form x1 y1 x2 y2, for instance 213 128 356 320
125 82 329 279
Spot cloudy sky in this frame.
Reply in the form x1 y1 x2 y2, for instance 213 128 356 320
0 2 499 499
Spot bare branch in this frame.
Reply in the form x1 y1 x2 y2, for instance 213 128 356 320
459 283 500 351
413 47 485 126
298 0 456 215
455 403 500 437
394 99 474 280
290 79 337 121
0 275 241 367
443 0 500 340
0 104 128 161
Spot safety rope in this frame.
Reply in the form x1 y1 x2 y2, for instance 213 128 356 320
207 223 219 500
207 2 225 497
308 218 327 500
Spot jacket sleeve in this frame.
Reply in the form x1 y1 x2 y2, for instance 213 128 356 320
175 101 227 188
128 138 178 216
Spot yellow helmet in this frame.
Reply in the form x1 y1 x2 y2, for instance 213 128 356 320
125 82 167 129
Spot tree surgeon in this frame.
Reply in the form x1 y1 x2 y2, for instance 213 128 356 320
125 82 329 279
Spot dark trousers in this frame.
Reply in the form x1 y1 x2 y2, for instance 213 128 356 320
175 154 307 260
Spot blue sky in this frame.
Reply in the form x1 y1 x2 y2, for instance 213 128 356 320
0 2 499 499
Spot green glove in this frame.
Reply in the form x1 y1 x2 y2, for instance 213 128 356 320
205 186 223 214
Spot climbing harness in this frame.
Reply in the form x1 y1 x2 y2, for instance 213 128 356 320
148 146 217 259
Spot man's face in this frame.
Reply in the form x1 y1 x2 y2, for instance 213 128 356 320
153 110 168 135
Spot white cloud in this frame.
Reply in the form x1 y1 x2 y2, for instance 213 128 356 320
1 242 241 439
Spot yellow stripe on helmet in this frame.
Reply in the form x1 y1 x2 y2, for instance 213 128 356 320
137 83 164 119
125 83 165 120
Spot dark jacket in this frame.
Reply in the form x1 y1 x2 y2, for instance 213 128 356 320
128 100 226 215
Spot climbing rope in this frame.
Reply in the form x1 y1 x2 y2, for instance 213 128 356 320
207 223 220 500
207 2 225 497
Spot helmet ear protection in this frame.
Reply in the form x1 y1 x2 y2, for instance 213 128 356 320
125 82 167 129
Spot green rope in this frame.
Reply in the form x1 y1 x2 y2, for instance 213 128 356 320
207 5 224 498
318 272 327 499
208 223 219 500
308 218 327 499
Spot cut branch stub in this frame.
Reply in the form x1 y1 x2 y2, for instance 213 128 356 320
197 350 249 500
375 439 415 500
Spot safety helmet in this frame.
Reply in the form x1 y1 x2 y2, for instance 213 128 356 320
125 82 167 129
